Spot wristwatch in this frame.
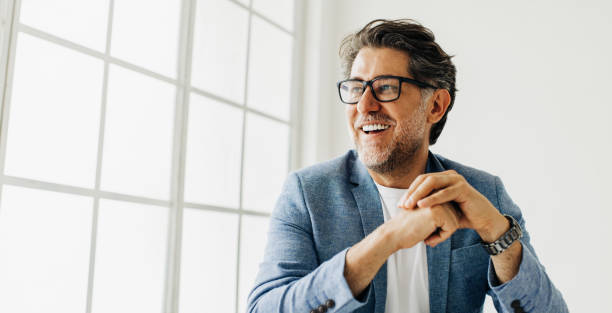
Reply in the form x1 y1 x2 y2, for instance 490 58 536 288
481 214 522 256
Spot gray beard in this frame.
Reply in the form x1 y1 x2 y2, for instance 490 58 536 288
358 138 422 175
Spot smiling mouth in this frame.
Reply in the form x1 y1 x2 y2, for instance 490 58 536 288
361 124 391 134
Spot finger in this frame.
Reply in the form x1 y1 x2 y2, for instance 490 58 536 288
399 174 429 209
416 185 461 209
443 202 471 230
426 205 459 246
425 226 454 246
424 232 441 246
403 174 455 209
404 170 457 200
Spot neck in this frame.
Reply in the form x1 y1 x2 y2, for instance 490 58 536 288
367 147 429 189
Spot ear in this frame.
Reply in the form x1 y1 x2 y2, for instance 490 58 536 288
426 89 451 124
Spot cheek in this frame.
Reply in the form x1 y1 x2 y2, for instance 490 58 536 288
345 106 357 127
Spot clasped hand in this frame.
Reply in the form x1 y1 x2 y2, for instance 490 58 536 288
385 170 505 250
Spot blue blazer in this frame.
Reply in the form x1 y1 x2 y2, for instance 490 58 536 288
247 150 567 313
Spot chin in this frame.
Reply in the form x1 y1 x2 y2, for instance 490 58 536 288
357 145 392 169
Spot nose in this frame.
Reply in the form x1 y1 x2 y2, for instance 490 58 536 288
356 85 381 114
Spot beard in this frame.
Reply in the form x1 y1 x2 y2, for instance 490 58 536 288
354 109 427 175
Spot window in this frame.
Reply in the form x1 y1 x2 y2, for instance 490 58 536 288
0 0 299 312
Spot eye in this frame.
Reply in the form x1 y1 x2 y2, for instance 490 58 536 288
377 84 398 94
351 86 364 94
341 82 363 94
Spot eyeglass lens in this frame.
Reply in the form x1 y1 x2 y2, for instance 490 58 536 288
339 77 400 103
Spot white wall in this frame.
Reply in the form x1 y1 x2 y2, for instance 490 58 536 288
301 0 612 311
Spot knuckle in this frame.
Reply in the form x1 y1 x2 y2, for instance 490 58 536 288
457 174 467 183
418 175 429 184
457 180 468 188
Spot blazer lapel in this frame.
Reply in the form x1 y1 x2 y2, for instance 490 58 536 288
426 152 451 313
349 152 387 313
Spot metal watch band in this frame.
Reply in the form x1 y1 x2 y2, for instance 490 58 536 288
481 214 523 256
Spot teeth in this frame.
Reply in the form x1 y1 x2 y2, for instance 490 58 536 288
362 124 390 132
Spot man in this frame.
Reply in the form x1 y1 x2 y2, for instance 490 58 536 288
246 19 568 313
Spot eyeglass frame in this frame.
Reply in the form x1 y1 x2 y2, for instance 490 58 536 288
336 75 438 104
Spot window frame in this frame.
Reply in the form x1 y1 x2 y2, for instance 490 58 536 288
0 0 304 312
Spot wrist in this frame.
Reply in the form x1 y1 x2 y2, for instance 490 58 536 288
377 223 401 256
477 213 510 243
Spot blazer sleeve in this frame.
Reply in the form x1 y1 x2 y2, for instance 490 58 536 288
487 176 569 313
245 172 371 313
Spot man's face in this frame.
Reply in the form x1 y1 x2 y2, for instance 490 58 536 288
346 47 430 173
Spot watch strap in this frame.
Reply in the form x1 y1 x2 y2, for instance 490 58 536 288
481 214 523 256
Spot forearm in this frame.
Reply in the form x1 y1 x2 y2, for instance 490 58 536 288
344 224 396 297
491 241 522 283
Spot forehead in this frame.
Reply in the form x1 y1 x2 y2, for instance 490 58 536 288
350 47 411 80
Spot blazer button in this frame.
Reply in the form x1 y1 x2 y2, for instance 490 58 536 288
511 300 525 313
325 299 335 308
317 305 327 313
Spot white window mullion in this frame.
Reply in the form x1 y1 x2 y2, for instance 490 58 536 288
289 0 304 172
85 0 115 312
164 0 196 312
235 0 254 310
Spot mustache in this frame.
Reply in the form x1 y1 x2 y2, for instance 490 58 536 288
354 112 395 129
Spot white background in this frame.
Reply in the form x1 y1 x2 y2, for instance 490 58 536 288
300 0 612 312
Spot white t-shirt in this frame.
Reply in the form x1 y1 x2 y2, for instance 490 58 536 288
375 183 430 313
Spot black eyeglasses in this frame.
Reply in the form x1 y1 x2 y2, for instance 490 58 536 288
336 75 438 104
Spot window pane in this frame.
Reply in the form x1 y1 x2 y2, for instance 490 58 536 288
4 33 103 187
100 65 174 200
238 215 270 313
0 185 93 313
253 0 294 31
184 94 243 208
179 208 238 313
247 16 293 120
191 0 248 104
1 0 9 51
19 0 109 51
111 0 180 78
91 199 168 313
242 113 288 212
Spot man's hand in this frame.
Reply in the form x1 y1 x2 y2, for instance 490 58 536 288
395 170 522 284
386 202 461 249
399 170 508 242
345 170 521 297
